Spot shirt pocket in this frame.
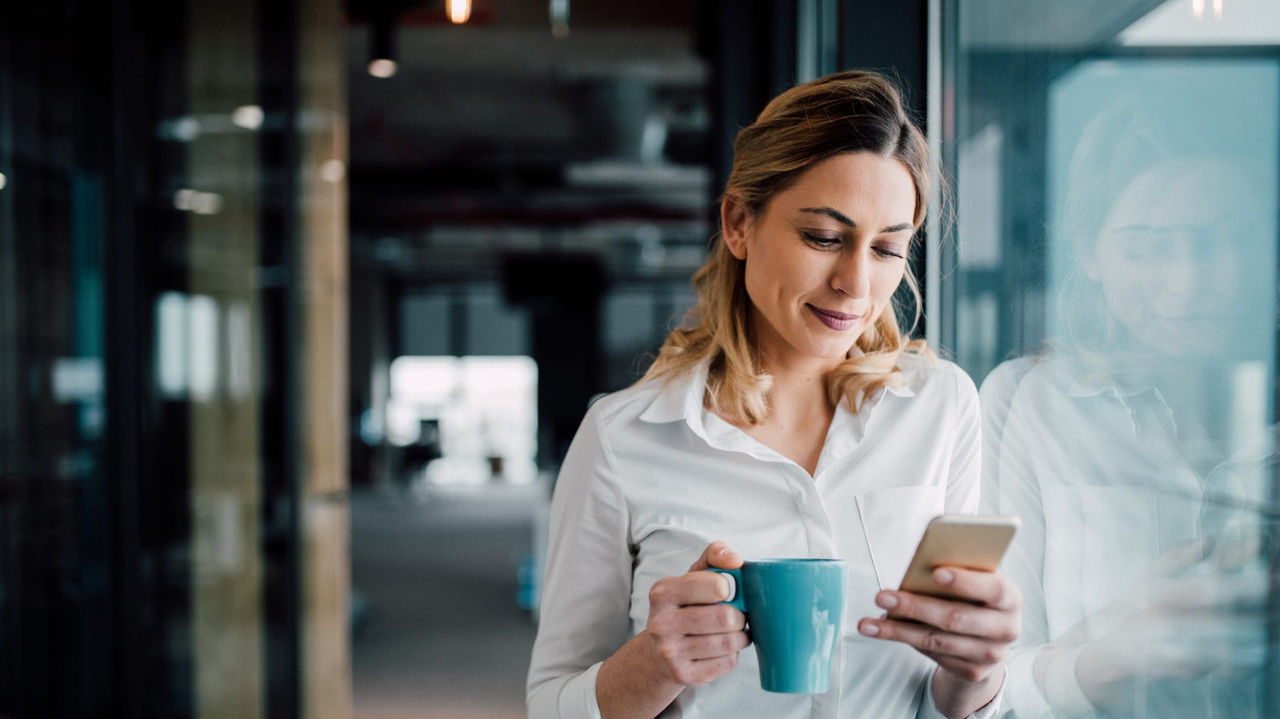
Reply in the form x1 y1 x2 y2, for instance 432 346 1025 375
856 485 946 591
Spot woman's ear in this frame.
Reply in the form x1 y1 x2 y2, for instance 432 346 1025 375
721 197 751 260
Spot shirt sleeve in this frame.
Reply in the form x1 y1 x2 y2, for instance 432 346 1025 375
526 403 635 719
1013 644 1099 719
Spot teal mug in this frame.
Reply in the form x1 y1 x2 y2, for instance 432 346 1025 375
711 558 847 693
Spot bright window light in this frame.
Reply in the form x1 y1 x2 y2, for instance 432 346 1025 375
389 355 539 484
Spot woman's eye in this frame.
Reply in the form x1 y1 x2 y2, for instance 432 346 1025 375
802 232 841 248
874 246 905 259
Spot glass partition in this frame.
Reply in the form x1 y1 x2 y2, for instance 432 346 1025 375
0 1 349 717
941 1 1280 716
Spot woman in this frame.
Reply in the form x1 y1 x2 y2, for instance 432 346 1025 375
527 70 1020 719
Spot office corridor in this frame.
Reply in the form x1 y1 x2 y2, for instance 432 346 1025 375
352 482 544 718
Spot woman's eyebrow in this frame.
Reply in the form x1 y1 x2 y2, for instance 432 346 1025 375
799 206 913 234
800 206 856 227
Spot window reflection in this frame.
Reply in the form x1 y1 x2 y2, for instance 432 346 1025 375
156 292 256 403
949 8 1280 717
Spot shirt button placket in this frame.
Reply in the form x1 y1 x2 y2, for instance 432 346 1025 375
781 466 844 718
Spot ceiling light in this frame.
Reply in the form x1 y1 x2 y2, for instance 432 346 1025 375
447 0 472 24
369 16 397 78
0 172 6 191
1123 0 1279 44
232 105 264 130
368 58 397 78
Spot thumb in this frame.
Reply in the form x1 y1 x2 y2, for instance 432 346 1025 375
688 541 743 572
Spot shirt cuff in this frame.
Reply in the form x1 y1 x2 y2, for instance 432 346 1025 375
575 661 606 719
918 666 1005 719
1001 644 1103 719
1034 644 1098 719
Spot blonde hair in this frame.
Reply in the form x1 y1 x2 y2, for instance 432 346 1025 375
640 70 933 426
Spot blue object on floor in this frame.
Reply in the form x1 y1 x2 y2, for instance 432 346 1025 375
516 553 538 611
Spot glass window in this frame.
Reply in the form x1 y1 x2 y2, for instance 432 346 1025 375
943 2 1280 716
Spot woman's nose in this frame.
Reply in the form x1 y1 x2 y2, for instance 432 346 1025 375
831 250 871 299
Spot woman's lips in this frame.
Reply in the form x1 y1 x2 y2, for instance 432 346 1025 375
806 304 861 331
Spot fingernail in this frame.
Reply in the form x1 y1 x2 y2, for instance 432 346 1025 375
859 621 879 636
935 569 954 585
875 592 898 609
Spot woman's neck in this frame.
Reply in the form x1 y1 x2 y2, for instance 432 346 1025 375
737 349 842 476
765 363 837 421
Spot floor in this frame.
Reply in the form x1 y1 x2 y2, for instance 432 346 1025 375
351 480 547 719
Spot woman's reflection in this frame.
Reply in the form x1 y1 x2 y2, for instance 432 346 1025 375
981 101 1277 718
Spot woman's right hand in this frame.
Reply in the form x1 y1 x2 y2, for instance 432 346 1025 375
643 541 751 686
596 541 749 719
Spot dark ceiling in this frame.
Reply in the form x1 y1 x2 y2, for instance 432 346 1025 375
341 0 1175 283
344 0 715 283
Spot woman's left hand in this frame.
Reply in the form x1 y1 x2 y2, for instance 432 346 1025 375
857 567 1021 718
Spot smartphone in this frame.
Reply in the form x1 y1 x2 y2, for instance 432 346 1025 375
898 514 1020 600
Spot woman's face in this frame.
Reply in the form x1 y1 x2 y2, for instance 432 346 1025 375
1086 158 1268 359
723 151 916 369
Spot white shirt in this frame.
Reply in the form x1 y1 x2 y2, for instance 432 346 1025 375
527 353 1003 718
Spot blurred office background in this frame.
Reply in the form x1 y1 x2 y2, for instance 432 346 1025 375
1 1 1277 718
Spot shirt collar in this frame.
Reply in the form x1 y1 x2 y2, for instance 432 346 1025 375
1042 355 1160 400
638 359 919 474
819 381 914 467
637 359 916 430
638 362 777 461
1038 356 1179 444
883 379 916 399
637 362 709 426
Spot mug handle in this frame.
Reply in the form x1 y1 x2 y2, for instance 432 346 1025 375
708 567 745 611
